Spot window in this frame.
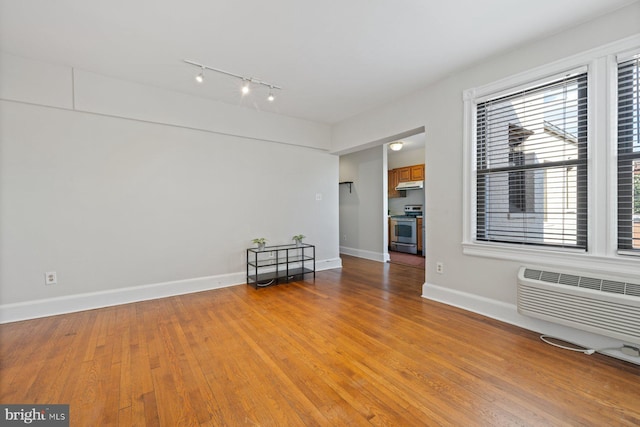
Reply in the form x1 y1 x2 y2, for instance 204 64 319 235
475 73 588 249
464 36 640 269
617 56 640 253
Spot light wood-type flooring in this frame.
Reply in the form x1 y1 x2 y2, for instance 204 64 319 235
1 255 639 426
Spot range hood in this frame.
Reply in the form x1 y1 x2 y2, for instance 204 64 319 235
396 180 424 191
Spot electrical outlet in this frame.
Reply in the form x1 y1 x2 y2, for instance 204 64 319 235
45 271 57 285
436 262 444 274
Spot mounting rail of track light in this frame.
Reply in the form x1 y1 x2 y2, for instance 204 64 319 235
184 59 281 101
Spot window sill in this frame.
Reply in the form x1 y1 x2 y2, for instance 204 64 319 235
462 241 639 276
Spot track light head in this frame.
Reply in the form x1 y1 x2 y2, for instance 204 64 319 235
241 80 250 95
267 87 275 102
195 67 205 83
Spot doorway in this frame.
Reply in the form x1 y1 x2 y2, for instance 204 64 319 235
386 133 425 270
338 127 426 272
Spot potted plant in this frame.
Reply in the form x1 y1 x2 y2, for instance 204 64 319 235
292 234 305 247
252 238 267 251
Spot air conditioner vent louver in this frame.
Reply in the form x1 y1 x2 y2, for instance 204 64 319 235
602 280 625 295
559 274 580 287
628 283 640 297
517 267 640 345
579 276 601 291
540 271 560 283
524 269 542 280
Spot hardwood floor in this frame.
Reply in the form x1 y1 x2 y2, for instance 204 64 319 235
388 250 425 269
1 255 639 426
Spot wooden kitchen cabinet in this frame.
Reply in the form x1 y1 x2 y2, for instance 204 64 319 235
410 164 424 181
394 164 425 183
388 169 404 198
397 167 412 182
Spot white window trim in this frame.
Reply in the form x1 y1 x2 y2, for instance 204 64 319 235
462 34 640 277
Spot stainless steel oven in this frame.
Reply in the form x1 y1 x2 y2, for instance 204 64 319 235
390 216 417 254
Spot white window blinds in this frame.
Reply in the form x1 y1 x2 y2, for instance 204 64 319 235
617 56 640 252
476 72 588 249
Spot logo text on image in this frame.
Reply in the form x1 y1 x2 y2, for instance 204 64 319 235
2 405 69 426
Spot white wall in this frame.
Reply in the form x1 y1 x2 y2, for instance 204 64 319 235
339 146 386 261
0 54 331 150
388 191 424 217
387 146 425 170
331 3 640 363
0 53 340 320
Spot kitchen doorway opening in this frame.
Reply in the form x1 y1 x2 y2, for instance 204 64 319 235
338 126 426 281
385 132 426 270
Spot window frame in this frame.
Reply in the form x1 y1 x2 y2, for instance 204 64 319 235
462 35 640 276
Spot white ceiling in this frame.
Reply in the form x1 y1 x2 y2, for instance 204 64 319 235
389 133 425 155
0 0 636 124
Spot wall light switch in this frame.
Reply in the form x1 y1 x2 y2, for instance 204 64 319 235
315 193 322 201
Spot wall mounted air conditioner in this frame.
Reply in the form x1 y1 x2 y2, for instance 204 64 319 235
517 266 640 345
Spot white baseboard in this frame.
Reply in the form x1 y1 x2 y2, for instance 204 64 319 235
340 246 386 263
422 282 640 365
317 257 343 271
0 258 343 324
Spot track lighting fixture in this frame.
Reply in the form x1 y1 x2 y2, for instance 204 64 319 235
184 59 281 102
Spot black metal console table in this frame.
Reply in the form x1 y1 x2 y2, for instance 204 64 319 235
246 243 315 288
